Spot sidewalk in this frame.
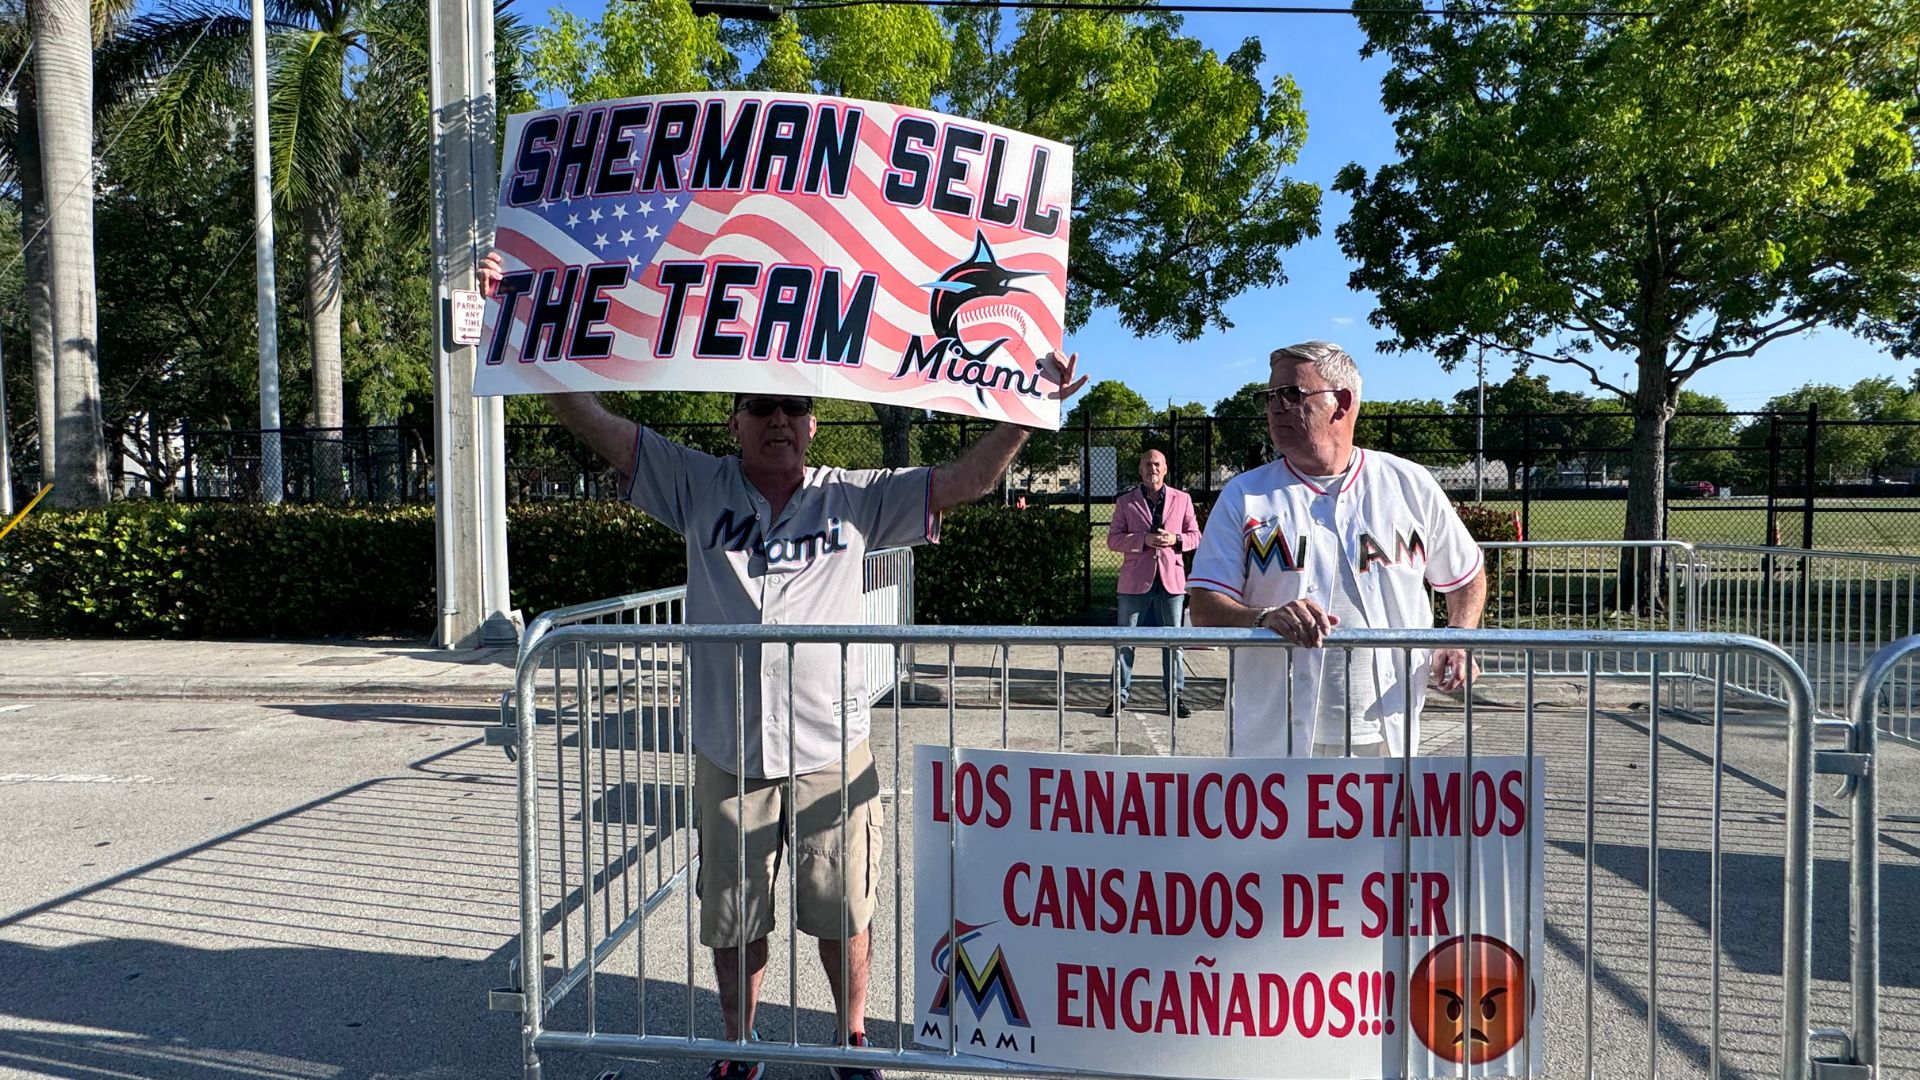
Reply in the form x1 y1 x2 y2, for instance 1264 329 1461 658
0 638 516 701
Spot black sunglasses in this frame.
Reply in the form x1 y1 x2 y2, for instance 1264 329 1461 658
737 398 813 418
1258 384 1340 410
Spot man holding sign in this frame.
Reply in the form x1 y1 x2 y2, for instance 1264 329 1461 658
482 246 1084 1078
1188 341 1486 758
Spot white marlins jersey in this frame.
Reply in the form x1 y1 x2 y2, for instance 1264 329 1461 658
1188 449 1483 757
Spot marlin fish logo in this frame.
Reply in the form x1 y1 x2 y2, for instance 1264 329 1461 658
923 232 1046 399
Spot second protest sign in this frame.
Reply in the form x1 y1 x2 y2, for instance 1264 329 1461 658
913 747 1546 1079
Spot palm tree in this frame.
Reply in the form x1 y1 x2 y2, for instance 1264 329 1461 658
122 0 525 498
30 0 107 505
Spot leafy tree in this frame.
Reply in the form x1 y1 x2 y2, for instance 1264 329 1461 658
1356 398 1464 465
1739 383 1880 482
1666 390 1741 487
1212 381 1272 474
124 0 531 498
529 3 1323 464
1447 373 1598 488
1337 0 1920 565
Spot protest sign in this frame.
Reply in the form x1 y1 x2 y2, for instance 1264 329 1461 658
476 91 1075 428
913 748 1546 1079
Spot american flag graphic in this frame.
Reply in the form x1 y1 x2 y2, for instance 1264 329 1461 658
476 92 1074 429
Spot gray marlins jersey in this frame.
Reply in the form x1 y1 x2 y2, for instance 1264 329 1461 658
625 426 938 778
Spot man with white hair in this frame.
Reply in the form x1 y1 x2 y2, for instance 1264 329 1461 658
1188 341 1487 757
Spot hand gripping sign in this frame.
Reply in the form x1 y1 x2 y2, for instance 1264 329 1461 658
476 92 1075 429
914 748 1547 1079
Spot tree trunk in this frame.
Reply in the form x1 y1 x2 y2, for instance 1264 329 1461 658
17 75 58 489
303 196 346 499
873 402 915 468
1620 354 1674 615
32 0 108 507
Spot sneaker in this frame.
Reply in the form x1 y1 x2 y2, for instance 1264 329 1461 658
707 1058 764 1080
1176 701 1193 719
1099 698 1124 717
831 1032 883 1080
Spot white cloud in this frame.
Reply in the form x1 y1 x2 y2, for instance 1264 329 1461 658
1330 315 1356 326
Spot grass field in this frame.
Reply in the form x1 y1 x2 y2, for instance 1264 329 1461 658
1078 495 1920 611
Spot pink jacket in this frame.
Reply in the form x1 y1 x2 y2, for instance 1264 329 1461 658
1107 484 1202 595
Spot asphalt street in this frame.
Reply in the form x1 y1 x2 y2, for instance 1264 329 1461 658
1 643 1914 1080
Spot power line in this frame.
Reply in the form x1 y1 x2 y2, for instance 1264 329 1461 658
701 0 1654 16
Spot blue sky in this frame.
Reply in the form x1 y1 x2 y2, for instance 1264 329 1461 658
524 1 1919 413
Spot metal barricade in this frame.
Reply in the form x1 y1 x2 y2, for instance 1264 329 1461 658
1837 635 1911 1079
494 624 1883 1080
1478 541 1696 679
1691 546 1920 728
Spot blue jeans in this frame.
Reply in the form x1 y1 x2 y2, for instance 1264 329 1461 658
1116 584 1185 702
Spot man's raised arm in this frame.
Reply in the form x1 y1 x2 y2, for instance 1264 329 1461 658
545 393 639 477
930 351 1087 512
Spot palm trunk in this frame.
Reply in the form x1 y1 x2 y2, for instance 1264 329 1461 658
303 195 345 499
32 0 108 507
17 75 58 488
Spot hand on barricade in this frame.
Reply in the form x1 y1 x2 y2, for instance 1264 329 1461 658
1259 599 1337 648
1431 647 1480 693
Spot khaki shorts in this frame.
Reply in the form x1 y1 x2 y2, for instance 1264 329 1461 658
694 741 884 949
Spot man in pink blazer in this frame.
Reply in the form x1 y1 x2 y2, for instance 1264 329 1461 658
1105 449 1203 717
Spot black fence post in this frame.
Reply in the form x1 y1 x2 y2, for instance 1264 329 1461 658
1765 414 1781 546
1167 409 1180 488
1520 415 1534 587
1801 404 1818 550
1202 417 1214 498
1082 410 1094 611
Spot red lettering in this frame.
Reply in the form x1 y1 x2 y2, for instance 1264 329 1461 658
1260 773 1289 838
1336 773 1364 839
1424 871 1451 935
1500 768 1526 836
1195 773 1224 839
1257 973 1288 1036
1122 968 1152 1033
1317 872 1343 937
1119 773 1151 834
1473 770 1498 835
1327 971 1356 1036
931 759 948 823
1308 774 1335 838
1294 972 1325 1037
1057 963 1082 1027
1364 772 1394 836
1028 767 1052 830
1361 871 1387 937
1226 773 1258 838
1420 771 1459 836
985 763 1012 827
1235 873 1264 939
1004 862 1030 925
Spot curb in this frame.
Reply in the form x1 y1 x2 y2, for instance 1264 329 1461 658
0 678 511 702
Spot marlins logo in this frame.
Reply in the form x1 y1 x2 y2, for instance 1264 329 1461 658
891 232 1051 403
928 921 1030 1026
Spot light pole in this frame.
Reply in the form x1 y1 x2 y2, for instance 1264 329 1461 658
428 0 516 647
252 0 282 503
1475 346 1486 502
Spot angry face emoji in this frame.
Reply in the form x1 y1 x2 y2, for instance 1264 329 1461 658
1410 934 1529 1064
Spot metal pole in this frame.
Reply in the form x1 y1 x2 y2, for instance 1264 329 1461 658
429 0 516 647
0 334 12 516
1476 348 1486 502
251 0 282 504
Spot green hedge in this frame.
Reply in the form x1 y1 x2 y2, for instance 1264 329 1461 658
915 505 1087 626
0 501 1084 637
